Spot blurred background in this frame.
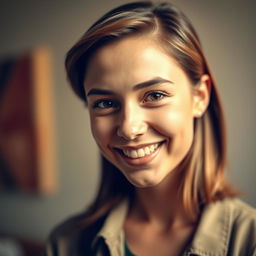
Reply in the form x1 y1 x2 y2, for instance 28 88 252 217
0 0 255 254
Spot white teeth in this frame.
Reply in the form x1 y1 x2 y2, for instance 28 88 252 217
131 150 138 158
122 143 160 159
145 147 150 155
137 148 145 158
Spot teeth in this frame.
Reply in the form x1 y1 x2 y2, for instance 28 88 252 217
145 147 150 155
122 143 159 159
131 150 138 158
137 148 145 158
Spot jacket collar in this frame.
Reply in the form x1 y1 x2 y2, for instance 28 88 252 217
93 199 231 256
92 200 128 255
96 200 128 241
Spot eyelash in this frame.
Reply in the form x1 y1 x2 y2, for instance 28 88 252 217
143 90 169 103
92 99 119 109
92 90 170 111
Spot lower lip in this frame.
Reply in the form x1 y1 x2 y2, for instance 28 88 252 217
115 144 162 167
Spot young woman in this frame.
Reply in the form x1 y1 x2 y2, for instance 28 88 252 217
45 1 256 256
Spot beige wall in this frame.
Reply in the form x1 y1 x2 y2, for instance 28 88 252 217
0 0 255 240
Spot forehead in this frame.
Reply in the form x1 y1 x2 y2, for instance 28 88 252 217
84 35 186 91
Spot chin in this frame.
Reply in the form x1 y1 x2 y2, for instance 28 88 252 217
124 172 165 188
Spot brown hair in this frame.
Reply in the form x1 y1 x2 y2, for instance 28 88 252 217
65 1 238 223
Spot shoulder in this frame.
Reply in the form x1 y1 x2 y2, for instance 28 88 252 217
229 198 256 216
206 198 256 254
222 198 256 254
224 198 256 244
44 211 107 256
219 198 256 228
203 197 256 223
44 200 128 256
190 198 256 255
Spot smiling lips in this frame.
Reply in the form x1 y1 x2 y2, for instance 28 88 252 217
115 142 161 159
114 142 163 166
122 143 159 158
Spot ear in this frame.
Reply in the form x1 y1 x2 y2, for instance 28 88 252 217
192 74 211 118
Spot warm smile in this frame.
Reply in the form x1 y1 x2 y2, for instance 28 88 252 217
122 143 159 158
113 142 164 166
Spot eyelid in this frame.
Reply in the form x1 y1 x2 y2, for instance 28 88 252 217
93 98 116 107
90 98 120 116
143 90 171 99
89 96 112 106
145 90 170 96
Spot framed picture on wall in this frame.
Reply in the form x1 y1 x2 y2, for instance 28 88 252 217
0 47 57 195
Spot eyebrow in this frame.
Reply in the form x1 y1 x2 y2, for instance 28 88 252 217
86 77 173 97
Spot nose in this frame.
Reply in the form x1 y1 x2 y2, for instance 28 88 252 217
117 103 147 141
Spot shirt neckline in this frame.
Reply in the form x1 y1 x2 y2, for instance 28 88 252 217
93 198 232 256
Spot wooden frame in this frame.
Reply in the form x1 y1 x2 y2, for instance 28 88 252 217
0 47 57 195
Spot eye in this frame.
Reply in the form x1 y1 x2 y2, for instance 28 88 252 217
92 99 119 110
144 91 169 102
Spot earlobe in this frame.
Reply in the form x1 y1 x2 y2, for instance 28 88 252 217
192 74 211 118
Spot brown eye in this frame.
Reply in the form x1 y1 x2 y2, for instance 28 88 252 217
144 91 168 102
93 99 119 109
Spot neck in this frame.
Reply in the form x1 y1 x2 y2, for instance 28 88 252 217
129 170 194 230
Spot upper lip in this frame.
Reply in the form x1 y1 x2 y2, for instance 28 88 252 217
113 141 164 150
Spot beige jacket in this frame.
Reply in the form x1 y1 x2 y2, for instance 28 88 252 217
45 198 256 256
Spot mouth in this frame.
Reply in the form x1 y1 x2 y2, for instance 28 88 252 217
121 143 159 159
113 141 164 166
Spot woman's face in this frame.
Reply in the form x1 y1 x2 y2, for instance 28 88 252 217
84 36 201 188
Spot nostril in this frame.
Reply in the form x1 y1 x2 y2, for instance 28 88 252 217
116 122 147 140
116 127 138 141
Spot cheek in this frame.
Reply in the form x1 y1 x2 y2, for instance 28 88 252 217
151 104 194 136
90 115 114 146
